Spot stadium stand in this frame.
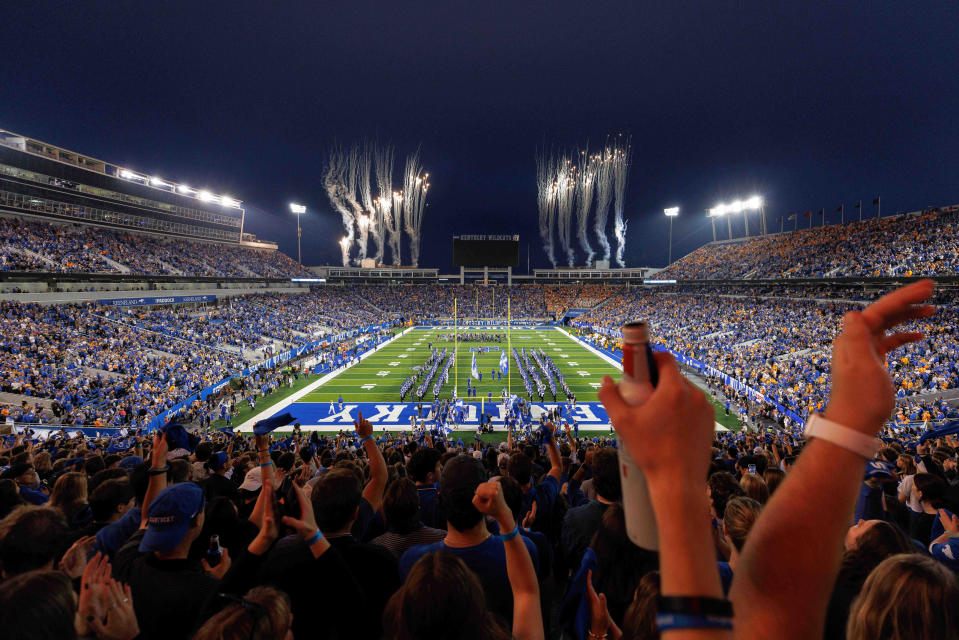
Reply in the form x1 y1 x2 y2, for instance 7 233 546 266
0 216 313 278
660 205 959 279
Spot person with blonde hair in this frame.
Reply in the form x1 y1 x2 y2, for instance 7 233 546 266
49 471 91 528
717 497 763 594
193 586 293 640
846 554 959 640
738 474 769 505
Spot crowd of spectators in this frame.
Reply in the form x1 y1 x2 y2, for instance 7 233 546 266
577 287 959 427
0 216 313 278
661 205 959 280
0 281 957 640
0 291 391 430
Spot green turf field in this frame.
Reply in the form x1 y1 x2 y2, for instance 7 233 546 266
221 326 742 431
301 327 620 404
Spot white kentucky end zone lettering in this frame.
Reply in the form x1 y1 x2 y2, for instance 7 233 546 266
241 401 612 431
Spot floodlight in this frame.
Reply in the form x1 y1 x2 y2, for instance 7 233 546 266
289 203 307 214
664 207 679 217
178 185 193 194
198 191 213 202
221 197 239 208
744 195 763 209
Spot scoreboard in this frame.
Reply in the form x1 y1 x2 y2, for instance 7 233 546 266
452 235 520 267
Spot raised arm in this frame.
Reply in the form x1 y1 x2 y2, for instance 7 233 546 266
544 422 562 483
139 431 169 529
599 353 730 640
731 280 935 639
473 481 543 640
356 411 387 512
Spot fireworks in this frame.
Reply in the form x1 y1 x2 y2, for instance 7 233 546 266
611 135 632 268
535 135 632 267
535 148 557 267
403 150 429 267
324 140 430 266
323 147 356 266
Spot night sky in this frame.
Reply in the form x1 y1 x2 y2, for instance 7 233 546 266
2 2 957 271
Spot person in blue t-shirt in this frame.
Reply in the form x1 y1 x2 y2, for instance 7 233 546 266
407 448 444 529
7 463 49 505
507 422 562 535
399 455 539 624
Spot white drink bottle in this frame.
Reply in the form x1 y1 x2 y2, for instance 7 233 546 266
615 321 660 550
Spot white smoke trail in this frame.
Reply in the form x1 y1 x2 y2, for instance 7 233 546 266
342 146 367 265
611 135 632 267
403 149 429 267
593 143 614 262
373 142 394 265
535 148 557 268
555 154 577 267
355 144 374 263
575 149 598 265
390 191 404 265
323 147 355 266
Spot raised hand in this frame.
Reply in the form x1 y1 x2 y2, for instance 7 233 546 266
940 509 959 535
473 481 513 528
88 581 139 640
151 430 168 467
598 351 715 484
60 534 96 579
586 569 614 640
78 552 112 628
281 482 319 540
522 500 538 529
825 280 935 435
354 410 373 439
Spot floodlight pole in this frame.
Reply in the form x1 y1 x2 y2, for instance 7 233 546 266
710 214 717 242
290 203 307 264
669 215 673 264
664 208 679 265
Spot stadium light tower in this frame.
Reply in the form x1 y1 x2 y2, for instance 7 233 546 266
664 207 679 265
290 203 307 264
709 197 763 240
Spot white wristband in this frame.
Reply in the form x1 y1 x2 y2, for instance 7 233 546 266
804 414 880 459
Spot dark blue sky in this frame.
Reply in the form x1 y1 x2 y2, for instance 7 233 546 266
2 2 957 271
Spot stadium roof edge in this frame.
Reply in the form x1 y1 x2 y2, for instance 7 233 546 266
0 128 242 210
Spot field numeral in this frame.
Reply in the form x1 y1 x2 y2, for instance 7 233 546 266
361 384 377 390
376 371 390 377
589 382 602 388
578 370 590 377
388 361 400 366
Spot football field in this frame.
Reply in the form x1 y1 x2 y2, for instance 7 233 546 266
309 327 618 404
236 326 738 432
237 326 623 431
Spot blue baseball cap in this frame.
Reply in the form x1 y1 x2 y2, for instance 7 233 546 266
207 451 227 472
139 483 205 553
117 455 143 470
